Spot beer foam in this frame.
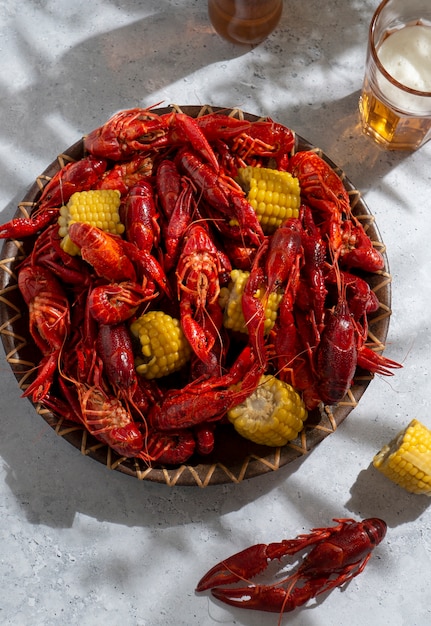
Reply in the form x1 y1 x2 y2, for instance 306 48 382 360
378 25 431 93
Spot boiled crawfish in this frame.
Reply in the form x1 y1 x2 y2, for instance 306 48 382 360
176 148 265 247
148 345 264 432
18 264 71 402
84 107 220 171
0 108 402 467
0 156 107 239
289 150 385 272
197 518 387 621
176 222 231 372
242 217 303 367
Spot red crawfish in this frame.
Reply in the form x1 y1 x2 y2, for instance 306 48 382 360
68 222 136 282
156 111 221 172
156 158 182 220
141 429 197 465
176 148 265 247
43 381 193 464
339 216 385 273
162 177 197 272
242 217 303 367
87 280 155 325
95 154 153 195
18 264 71 402
193 111 252 142
141 422 218 464
324 266 380 325
230 119 295 170
268 208 325 410
121 181 161 253
314 281 358 405
315 266 400 405
84 108 220 171
148 345 264 431
271 274 320 411
156 158 202 272
288 151 385 272
27 224 92 288
84 107 168 160
0 156 107 240
176 222 231 369
96 323 139 398
53 376 145 459
288 149 351 246
67 222 171 298
197 518 387 620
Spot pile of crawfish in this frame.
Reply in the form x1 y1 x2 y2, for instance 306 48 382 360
0 107 401 466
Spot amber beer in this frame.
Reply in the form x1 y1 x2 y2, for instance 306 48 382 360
360 1 431 150
360 85 431 151
207 0 282 45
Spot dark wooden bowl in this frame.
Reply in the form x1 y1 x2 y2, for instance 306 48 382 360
0 105 392 486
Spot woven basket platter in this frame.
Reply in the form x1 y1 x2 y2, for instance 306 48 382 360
0 105 392 487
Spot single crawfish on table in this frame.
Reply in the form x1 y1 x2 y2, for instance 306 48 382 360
0 105 402 465
196 517 387 622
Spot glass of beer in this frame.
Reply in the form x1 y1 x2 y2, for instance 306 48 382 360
359 0 431 150
207 0 283 45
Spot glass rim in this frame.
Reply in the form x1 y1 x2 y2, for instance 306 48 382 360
369 0 431 99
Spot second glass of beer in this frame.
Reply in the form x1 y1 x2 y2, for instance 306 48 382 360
359 0 431 150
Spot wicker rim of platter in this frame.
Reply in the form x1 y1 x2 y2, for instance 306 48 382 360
0 104 393 487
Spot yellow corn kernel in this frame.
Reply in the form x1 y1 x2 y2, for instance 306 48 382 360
219 269 282 334
58 189 124 255
130 311 192 380
238 166 301 234
373 419 431 495
227 375 307 447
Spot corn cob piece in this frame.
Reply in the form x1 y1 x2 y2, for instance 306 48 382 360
58 189 124 255
227 375 307 447
130 311 192 380
219 269 282 334
373 419 431 495
238 166 301 234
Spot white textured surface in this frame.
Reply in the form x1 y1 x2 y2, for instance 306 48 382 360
1 1 431 625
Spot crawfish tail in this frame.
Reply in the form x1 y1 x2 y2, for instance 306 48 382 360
140 429 196 465
96 323 138 394
21 353 59 402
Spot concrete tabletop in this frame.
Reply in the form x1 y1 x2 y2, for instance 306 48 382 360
0 1 430 624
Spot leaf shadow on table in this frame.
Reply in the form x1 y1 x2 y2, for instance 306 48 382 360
1 0 424 218
0 369 314 530
0 0 250 204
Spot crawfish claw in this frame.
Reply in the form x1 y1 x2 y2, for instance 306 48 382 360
211 584 293 614
196 535 327 592
196 544 270 592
